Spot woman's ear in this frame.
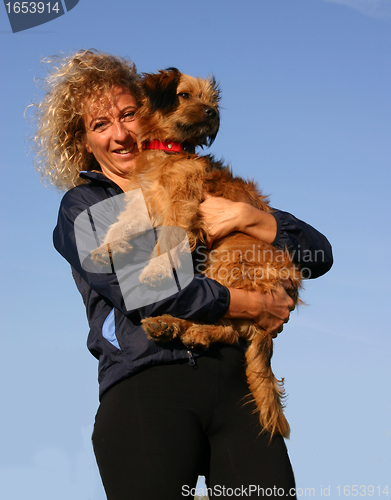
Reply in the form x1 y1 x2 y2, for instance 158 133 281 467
78 131 92 154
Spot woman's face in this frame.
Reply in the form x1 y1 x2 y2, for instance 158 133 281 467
83 86 139 188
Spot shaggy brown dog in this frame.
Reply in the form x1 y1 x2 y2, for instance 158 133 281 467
94 68 301 438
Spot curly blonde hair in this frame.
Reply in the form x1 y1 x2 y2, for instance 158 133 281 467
32 49 141 191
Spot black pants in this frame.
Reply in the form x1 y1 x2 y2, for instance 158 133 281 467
92 344 296 499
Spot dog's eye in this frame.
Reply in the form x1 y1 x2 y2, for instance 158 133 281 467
178 93 191 100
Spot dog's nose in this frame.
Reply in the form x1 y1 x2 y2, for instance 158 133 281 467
204 107 217 119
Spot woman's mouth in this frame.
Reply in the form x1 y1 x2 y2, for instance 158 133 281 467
113 144 138 156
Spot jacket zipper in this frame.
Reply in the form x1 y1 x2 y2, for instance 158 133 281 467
187 350 196 367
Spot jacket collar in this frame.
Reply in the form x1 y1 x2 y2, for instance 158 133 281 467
79 170 123 191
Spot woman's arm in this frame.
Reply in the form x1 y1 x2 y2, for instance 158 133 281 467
199 197 333 279
55 187 325 335
225 285 295 337
199 196 278 245
54 188 230 324
271 209 333 278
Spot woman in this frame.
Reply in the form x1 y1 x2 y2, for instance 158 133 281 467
33 49 332 499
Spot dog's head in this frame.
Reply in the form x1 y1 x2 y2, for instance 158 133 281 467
136 68 220 148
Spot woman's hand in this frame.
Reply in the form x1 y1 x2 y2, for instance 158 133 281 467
252 285 295 337
199 195 244 247
199 194 277 248
225 285 295 338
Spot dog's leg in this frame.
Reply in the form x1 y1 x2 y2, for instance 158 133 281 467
104 194 152 251
180 321 239 348
142 315 192 343
91 192 153 265
142 315 238 348
138 227 191 288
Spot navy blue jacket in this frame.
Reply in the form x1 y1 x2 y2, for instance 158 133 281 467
53 171 333 399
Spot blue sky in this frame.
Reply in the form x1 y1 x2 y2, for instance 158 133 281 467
1 0 390 498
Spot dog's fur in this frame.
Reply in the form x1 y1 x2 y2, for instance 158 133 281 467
94 68 301 438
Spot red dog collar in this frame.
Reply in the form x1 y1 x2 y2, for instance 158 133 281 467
143 140 195 154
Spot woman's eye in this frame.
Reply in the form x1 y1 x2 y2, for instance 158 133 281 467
93 121 106 131
123 111 136 121
178 93 191 100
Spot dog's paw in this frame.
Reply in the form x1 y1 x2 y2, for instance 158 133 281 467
181 326 212 349
139 260 173 288
91 244 112 266
108 239 133 256
142 318 179 342
91 239 134 268
98 239 133 258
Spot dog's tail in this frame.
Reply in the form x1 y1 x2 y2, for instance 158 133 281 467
245 332 290 439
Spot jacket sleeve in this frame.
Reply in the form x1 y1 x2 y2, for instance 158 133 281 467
53 188 230 324
272 209 333 279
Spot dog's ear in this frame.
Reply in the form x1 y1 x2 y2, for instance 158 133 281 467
141 68 181 113
206 76 220 147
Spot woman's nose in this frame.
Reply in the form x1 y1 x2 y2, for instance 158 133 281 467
113 121 128 141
